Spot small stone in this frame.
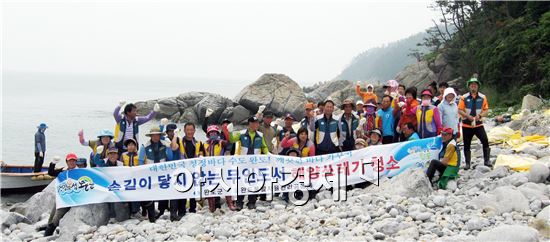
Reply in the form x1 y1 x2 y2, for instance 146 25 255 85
527 163 550 183
433 196 446 207
373 232 385 240
389 208 399 217
414 212 433 221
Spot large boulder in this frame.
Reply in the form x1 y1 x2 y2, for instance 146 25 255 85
219 105 251 125
194 93 234 124
306 80 353 102
522 94 544 111
476 225 539 242
528 163 550 183
1 211 31 229
135 92 236 124
395 60 437 91
57 203 111 241
364 168 433 198
234 74 307 120
10 182 56 223
470 186 530 215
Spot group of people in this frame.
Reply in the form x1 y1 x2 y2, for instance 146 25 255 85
38 76 492 236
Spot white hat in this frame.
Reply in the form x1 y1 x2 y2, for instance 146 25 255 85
443 87 457 100
356 100 364 105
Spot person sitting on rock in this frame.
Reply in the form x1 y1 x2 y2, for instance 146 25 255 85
78 129 115 167
222 116 269 210
44 154 79 236
426 127 461 189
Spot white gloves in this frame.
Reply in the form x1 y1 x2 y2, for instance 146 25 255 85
390 92 398 99
39 152 44 157
119 101 126 108
396 126 401 133
160 118 169 126
257 105 266 114
205 108 214 118
96 145 105 154
227 123 234 132
153 103 160 112
398 101 405 108
275 118 285 127
52 156 60 164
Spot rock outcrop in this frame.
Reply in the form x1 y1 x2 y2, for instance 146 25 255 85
234 74 307 120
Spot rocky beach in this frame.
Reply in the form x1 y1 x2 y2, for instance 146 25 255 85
2 75 550 241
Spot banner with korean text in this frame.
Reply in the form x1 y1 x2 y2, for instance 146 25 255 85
55 137 442 208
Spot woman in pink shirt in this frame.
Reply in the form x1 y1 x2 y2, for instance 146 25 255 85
280 127 316 157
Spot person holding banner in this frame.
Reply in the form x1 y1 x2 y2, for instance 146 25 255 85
402 122 420 141
426 127 460 189
134 127 174 222
44 154 79 236
313 99 342 155
277 113 297 155
204 125 238 212
93 146 122 167
280 127 315 157
174 123 205 215
367 129 383 146
223 116 269 210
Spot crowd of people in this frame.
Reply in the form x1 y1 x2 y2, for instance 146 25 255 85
37 76 492 235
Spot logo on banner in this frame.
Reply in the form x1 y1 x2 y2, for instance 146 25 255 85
58 176 95 195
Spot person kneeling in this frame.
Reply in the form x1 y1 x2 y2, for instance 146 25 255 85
426 127 460 189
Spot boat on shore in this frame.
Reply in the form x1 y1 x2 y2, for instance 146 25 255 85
1 162 54 194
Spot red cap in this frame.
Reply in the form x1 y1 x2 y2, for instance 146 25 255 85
441 127 453 135
65 153 78 161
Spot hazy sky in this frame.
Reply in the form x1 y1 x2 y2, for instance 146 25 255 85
2 0 439 85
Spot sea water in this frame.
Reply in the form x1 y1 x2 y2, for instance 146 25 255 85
1 72 247 166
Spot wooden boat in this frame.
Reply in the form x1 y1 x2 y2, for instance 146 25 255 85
1 163 54 193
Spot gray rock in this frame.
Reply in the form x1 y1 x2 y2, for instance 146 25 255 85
475 165 492 173
464 217 489 231
224 105 251 124
446 180 458 191
477 225 539 242
537 205 550 221
178 107 198 124
433 195 446 207
373 232 385 240
305 80 353 103
471 186 530 215
413 212 433 221
57 203 111 241
234 74 307 119
528 163 550 183
0 211 30 229
395 61 437 91
9 182 55 223
484 166 510 179
521 94 544 111
195 93 234 123
365 168 433 198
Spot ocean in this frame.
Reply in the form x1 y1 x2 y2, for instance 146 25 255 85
1 72 248 167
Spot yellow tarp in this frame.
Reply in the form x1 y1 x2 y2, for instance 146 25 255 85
507 135 549 150
495 154 540 172
487 126 549 148
488 126 517 144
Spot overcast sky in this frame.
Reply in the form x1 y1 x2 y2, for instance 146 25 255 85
2 0 439 85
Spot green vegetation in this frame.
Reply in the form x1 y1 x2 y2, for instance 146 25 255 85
421 1 550 107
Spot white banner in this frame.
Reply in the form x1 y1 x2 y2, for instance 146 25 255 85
55 137 442 208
